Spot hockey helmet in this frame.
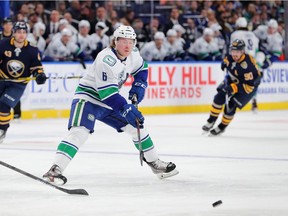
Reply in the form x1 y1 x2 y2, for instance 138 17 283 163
13 21 28 33
230 39 245 51
113 25 136 40
235 17 247 28
267 19 278 29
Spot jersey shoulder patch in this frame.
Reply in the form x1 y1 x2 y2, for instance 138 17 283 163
103 55 116 67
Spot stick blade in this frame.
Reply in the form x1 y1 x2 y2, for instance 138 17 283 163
59 188 89 195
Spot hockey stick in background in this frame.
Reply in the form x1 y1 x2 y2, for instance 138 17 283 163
0 160 89 196
131 94 144 166
0 76 83 82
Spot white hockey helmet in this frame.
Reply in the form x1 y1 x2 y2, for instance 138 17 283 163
33 22 46 37
235 17 247 28
113 25 136 40
79 20 90 28
61 28 72 37
267 19 278 29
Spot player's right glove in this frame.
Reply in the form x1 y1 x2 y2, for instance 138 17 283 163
223 83 238 96
35 72 47 85
120 104 144 128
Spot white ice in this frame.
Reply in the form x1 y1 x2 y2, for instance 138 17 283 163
0 110 288 216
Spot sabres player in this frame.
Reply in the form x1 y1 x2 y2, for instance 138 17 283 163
202 39 261 136
43 25 179 185
0 21 47 143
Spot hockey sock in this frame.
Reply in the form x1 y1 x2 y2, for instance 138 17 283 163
220 114 234 129
54 126 90 172
208 102 223 122
122 124 159 162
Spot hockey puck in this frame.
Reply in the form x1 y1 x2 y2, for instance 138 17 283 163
212 200 222 207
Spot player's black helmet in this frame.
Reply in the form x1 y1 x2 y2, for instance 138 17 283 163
13 21 28 33
230 39 245 51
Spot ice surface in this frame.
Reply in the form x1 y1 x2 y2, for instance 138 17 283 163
0 110 287 216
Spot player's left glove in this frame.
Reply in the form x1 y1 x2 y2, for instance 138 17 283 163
128 80 147 104
120 104 144 128
35 72 47 85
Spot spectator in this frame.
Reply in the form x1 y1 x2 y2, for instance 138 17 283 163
183 18 201 45
120 10 135 26
63 12 78 35
27 12 39 33
132 18 149 50
164 8 182 33
35 2 49 25
67 0 81 21
57 1 67 16
43 10 60 44
90 6 113 36
144 17 163 41
140 31 167 61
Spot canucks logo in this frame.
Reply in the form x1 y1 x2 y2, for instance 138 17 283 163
7 60 24 77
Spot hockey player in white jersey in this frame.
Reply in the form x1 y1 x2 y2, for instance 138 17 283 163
188 28 222 61
89 22 110 59
27 22 46 53
43 25 179 185
140 31 168 61
253 19 283 66
72 20 94 60
44 28 85 62
230 17 259 58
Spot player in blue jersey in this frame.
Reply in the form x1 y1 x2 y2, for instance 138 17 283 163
43 25 179 185
202 39 262 136
0 21 47 143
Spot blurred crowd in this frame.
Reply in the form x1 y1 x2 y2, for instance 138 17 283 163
0 0 286 62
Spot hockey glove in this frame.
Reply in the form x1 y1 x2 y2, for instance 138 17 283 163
128 81 147 104
35 72 47 85
223 83 238 96
120 104 144 128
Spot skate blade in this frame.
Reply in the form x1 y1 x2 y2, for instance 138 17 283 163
157 169 179 179
43 176 66 186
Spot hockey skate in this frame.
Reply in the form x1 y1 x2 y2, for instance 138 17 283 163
145 158 179 179
251 98 258 113
202 121 215 134
209 126 225 136
0 129 7 144
43 165 67 185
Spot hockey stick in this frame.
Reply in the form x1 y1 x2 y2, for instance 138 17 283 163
0 160 89 196
131 95 144 166
0 76 83 82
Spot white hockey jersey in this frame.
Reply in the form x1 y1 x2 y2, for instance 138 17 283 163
27 33 46 52
74 47 147 109
230 30 259 57
72 33 93 56
140 41 168 61
44 37 81 61
188 36 220 60
253 25 283 57
89 33 110 51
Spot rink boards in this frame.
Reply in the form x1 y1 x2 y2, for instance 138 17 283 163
20 61 288 119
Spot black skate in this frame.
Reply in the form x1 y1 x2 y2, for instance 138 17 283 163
251 98 258 113
202 121 215 133
146 159 179 179
209 126 225 136
0 129 7 144
43 165 67 185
